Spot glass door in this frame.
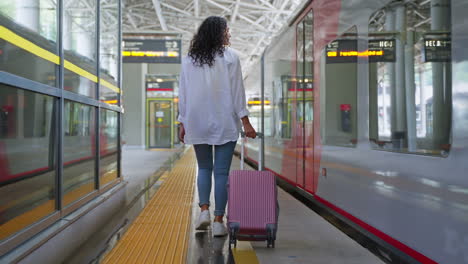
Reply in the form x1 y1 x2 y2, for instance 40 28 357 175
295 10 314 189
295 20 305 187
147 99 173 148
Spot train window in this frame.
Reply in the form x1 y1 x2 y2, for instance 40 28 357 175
322 27 358 147
0 1 58 86
263 26 296 140
296 11 314 138
99 0 120 104
244 67 262 134
368 0 452 156
0 85 57 241
63 101 96 206
63 0 98 98
100 109 119 186
303 10 314 135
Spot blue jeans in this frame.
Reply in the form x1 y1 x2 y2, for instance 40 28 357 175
193 141 237 216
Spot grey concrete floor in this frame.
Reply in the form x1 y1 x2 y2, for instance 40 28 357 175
122 145 185 201
251 189 383 264
18 144 383 264
187 153 383 264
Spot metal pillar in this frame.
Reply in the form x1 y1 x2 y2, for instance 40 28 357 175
405 31 417 151
418 53 427 138
431 0 451 150
369 62 378 141
16 0 39 126
57 0 64 211
384 9 396 139
63 12 73 50
260 53 265 171
75 10 94 59
118 0 123 178
96 0 101 189
16 0 40 32
393 4 407 148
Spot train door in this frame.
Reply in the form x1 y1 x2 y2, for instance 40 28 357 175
295 20 304 187
146 99 173 148
295 10 314 190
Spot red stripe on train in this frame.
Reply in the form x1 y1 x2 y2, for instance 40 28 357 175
1 150 117 183
313 195 438 264
4 167 51 180
147 88 173 91
244 154 437 264
64 156 93 166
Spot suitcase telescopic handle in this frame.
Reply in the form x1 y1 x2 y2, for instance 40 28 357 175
240 131 264 171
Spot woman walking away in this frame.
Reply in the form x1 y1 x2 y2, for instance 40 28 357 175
177 16 256 237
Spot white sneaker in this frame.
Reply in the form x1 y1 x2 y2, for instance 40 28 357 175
212 222 228 237
195 210 211 230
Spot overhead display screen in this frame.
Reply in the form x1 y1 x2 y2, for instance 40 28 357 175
326 39 396 63
368 39 396 62
123 39 181 63
326 39 358 63
146 75 178 91
424 33 451 62
281 75 313 91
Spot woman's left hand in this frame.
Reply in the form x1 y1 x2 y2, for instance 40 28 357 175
178 123 185 143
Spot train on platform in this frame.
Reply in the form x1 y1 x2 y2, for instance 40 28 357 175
0 12 119 241
0 95 119 240
240 0 468 263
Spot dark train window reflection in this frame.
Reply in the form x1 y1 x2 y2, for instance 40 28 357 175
63 101 96 206
260 21 295 141
63 0 98 98
99 0 120 104
0 85 56 241
100 109 119 186
368 0 452 156
0 2 58 86
322 27 358 147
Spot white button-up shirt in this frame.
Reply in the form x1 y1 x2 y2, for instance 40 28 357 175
178 47 250 145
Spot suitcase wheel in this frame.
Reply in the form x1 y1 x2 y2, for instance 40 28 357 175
267 238 275 248
266 228 276 248
266 238 275 248
229 238 237 248
229 229 237 248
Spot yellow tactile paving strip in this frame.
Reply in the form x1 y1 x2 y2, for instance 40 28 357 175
232 241 260 264
102 148 196 264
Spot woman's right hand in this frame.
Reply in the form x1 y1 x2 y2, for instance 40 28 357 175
241 116 256 138
243 122 257 139
244 123 257 138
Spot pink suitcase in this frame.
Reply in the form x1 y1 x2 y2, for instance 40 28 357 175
227 133 278 248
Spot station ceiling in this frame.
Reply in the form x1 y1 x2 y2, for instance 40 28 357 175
122 0 306 71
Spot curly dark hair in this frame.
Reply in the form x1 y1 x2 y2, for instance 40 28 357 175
189 16 228 67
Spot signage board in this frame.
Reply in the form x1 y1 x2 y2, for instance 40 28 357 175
424 33 451 62
282 75 313 91
145 75 177 91
123 39 181 63
368 39 396 62
326 39 358 63
326 38 396 63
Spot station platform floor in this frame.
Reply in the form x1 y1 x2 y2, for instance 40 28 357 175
2 145 185 264
98 147 384 264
